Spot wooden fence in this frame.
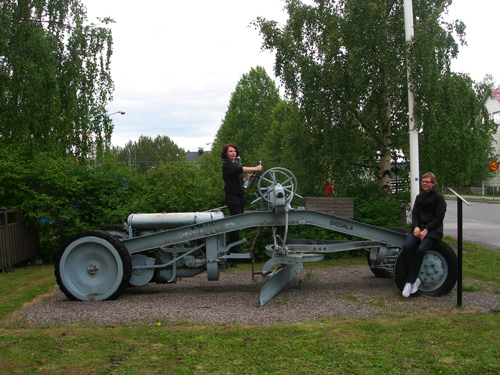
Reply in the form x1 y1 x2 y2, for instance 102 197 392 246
0 208 39 271
302 197 354 219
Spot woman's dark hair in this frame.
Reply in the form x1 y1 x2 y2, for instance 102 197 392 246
220 143 240 159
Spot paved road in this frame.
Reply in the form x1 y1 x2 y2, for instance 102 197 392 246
443 199 500 251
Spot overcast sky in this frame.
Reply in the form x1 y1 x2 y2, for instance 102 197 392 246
84 0 500 152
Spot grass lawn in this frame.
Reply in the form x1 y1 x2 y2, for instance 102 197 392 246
1 239 499 374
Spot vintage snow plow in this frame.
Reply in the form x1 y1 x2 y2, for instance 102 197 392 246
55 167 457 305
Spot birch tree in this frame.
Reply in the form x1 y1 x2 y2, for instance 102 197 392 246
254 0 496 189
0 0 114 159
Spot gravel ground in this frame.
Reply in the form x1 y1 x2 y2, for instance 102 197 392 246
17 265 500 326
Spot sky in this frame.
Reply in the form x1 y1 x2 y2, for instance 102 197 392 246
83 0 500 153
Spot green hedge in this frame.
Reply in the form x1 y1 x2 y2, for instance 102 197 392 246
0 149 407 262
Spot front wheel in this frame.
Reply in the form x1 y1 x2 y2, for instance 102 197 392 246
394 241 457 296
55 230 132 301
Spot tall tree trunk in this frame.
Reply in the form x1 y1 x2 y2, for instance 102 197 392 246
379 85 392 191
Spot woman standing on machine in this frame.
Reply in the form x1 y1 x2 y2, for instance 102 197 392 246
220 143 262 252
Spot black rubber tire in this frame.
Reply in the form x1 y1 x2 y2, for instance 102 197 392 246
366 227 409 278
100 225 128 239
365 249 393 278
394 240 457 297
55 230 132 301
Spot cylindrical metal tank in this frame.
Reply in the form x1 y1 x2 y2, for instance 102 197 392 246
127 211 224 230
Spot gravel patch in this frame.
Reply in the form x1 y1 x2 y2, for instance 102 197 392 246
16 265 500 326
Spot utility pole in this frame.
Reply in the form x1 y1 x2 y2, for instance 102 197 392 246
404 0 420 209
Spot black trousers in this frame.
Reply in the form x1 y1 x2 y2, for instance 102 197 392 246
225 194 245 246
403 234 438 284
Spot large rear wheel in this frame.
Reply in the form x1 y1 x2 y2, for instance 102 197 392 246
394 241 457 296
55 230 132 301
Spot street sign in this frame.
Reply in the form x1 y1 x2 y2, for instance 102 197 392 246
490 161 499 172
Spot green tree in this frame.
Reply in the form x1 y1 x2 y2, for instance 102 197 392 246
254 0 496 191
259 100 315 194
416 74 497 186
0 0 114 159
113 135 185 173
128 156 225 214
214 66 281 165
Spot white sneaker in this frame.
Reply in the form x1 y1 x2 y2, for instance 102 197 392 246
410 278 421 294
402 283 412 298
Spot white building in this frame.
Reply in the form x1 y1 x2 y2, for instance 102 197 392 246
484 89 500 190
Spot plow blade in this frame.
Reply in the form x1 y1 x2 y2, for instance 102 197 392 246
259 260 303 306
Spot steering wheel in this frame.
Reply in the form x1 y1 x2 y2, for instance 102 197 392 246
257 167 298 204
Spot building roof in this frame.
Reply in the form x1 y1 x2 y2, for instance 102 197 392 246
493 89 500 102
185 148 211 162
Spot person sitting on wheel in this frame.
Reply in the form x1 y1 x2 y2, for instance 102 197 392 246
402 172 447 298
221 143 262 253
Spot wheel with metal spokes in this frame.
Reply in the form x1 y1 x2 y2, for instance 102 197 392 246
257 167 298 204
55 230 132 301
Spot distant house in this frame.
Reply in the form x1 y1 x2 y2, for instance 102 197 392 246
185 147 211 162
484 89 500 189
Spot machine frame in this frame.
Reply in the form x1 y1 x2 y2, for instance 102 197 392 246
55 168 457 305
